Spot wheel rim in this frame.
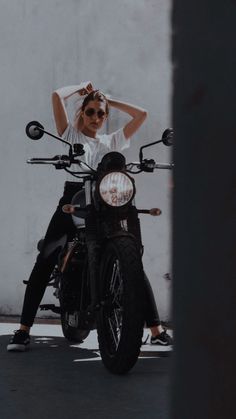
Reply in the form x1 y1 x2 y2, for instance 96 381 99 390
104 258 124 354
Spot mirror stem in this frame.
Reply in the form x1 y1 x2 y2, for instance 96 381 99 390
36 126 73 156
139 139 163 164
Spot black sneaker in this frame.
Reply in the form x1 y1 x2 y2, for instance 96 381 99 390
150 330 173 346
7 330 30 352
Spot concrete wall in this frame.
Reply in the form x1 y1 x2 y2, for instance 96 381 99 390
0 0 172 320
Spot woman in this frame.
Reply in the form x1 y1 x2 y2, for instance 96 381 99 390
7 81 172 351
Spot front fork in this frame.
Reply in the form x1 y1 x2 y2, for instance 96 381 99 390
85 207 101 309
126 206 144 255
84 179 101 309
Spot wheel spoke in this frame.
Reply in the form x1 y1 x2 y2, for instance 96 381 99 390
110 260 119 290
107 260 124 350
109 260 123 306
108 318 119 349
110 308 123 345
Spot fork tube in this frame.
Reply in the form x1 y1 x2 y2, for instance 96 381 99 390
85 198 99 308
84 179 92 205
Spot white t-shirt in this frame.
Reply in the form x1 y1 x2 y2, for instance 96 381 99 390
62 123 130 179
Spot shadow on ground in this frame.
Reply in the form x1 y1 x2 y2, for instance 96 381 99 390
0 335 172 419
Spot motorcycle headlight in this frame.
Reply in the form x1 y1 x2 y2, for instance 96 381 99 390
98 171 135 207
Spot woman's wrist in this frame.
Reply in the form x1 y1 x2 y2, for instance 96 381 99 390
54 82 92 100
54 85 81 100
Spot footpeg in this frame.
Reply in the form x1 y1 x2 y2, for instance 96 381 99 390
39 304 61 314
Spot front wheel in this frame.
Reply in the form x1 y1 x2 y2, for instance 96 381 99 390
97 237 145 374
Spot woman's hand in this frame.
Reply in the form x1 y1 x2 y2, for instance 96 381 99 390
78 81 94 96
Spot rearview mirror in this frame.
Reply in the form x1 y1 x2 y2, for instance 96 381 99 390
25 121 44 140
162 128 173 146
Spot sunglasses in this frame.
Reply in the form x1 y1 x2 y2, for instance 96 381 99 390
84 108 106 119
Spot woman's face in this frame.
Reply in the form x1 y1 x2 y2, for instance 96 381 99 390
81 99 107 137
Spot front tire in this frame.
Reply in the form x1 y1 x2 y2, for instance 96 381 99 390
97 236 145 374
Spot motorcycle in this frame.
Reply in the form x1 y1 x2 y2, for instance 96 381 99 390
25 121 173 374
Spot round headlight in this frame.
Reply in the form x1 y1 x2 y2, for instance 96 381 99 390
98 172 134 207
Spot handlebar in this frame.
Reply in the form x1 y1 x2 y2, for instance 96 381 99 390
27 157 71 166
27 156 95 176
27 156 174 173
26 122 174 175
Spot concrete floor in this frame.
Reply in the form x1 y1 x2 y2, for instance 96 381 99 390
0 321 172 419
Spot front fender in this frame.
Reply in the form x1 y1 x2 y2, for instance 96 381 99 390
105 230 136 240
102 230 143 255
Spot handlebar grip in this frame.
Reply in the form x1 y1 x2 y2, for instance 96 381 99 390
27 156 71 166
154 163 174 169
27 158 61 164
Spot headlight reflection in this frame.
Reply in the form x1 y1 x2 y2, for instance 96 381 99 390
99 172 134 207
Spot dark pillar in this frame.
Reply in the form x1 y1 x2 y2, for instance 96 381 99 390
171 1 236 418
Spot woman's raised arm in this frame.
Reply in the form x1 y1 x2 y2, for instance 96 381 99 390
107 98 147 139
52 82 93 136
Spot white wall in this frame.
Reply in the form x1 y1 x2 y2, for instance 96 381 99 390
0 0 172 320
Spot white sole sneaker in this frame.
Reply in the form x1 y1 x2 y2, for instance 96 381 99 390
7 343 30 352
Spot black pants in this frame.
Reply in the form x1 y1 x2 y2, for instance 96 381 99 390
21 182 161 328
